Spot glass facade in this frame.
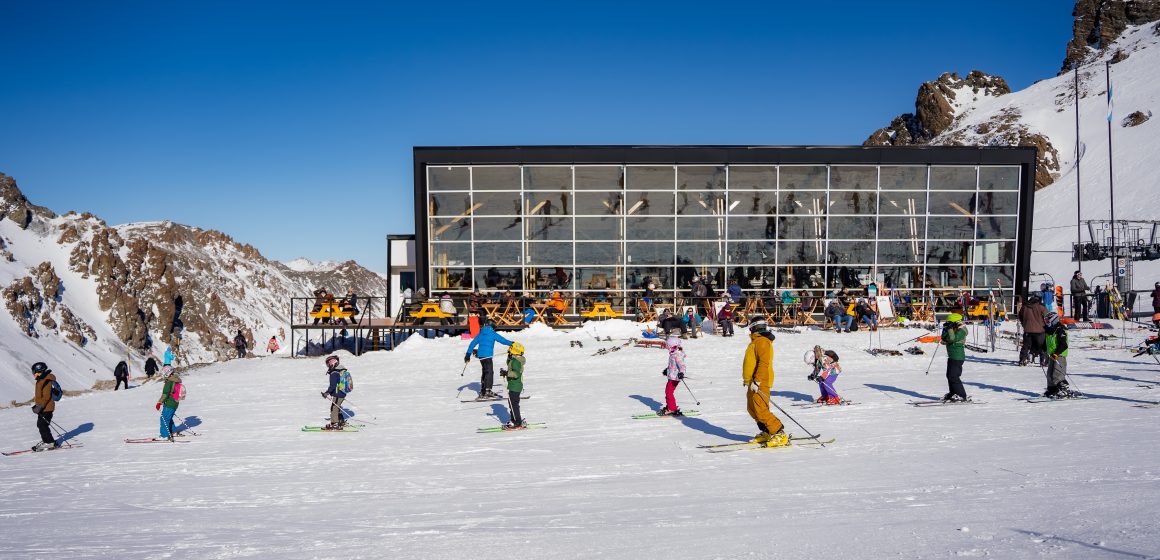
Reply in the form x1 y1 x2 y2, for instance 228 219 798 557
423 158 1025 312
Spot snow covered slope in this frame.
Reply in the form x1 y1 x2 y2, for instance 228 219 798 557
282 257 342 273
1 323 1157 558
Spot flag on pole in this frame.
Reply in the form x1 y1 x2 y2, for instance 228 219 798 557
1107 78 1113 123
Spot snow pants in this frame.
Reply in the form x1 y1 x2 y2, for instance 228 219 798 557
1046 355 1068 390
479 358 495 394
508 391 523 426
746 384 784 435
720 319 734 336
236 346 246 359
160 406 177 438
36 411 54 444
945 358 966 400
1019 332 1045 365
1071 295 1089 321
330 397 345 424
818 373 840 399
115 375 129 391
664 379 679 412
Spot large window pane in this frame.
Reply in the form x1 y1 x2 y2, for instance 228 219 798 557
526 267 573 290
677 191 726 215
829 191 877 215
827 216 876 239
926 241 972 264
979 166 1019 190
678 166 726 191
930 166 977 190
474 242 521 266
778 240 826 264
472 166 521 190
472 217 522 241
429 166 471 191
475 267 521 290
971 241 1016 265
880 166 927 190
575 166 623 190
575 217 622 240
677 216 725 240
729 166 776 190
432 267 471 290
826 241 875 264
779 166 827 190
929 191 977 216
928 217 975 240
778 216 827 240
974 266 1014 289
431 243 472 266
626 242 674 265
925 265 971 288
626 165 674 189
728 190 776 215
429 192 473 217
878 241 924 264
524 192 572 216
626 191 674 215
677 242 723 265
778 191 826 215
727 216 777 240
880 265 924 289
474 191 521 216
628 267 672 290
429 217 471 242
576 242 623 265
727 241 776 265
577 267 622 290
574 192 622 215
830 166 877 190
626 217 674 240
730 266 775 289
526 242 573 265
878 217 925 240
782 265 825 290
523 166 571 190
525 217 572 241
880 192 927 215
975 191 1018 215
977 216 1017 239
827 266 872 289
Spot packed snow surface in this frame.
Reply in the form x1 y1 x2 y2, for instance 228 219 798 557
2 320 1158 559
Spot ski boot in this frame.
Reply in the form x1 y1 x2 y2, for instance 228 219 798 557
815 396 827 404
764 430 791 448
31 442 54 452
321 422 343 431
656 408 671 416
825 396 842 405
750 431 771 444
502 421 527 431
670 409 684 417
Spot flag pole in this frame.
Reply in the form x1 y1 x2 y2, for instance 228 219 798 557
1105 60 1116 295
1074 66 1082 276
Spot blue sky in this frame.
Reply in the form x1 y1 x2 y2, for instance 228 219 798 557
0 1 1074 272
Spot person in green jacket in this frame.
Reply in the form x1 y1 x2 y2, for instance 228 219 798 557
156 369 183 441
940 313 970 402
1043 312 1080 398
500 342 527 430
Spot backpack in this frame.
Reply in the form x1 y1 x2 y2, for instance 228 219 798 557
50 380 63 402
336 369 354 394
172 382 187 401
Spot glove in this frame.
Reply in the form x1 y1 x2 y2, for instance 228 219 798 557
661 368 668 377
321 391 329 399
677 372 685 380
464 355 471 364
748 382 761 394
32 404 42 414
500 368 508 378
807 373 817 382
155 402 162 411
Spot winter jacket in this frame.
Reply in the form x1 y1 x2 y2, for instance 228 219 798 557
666 347 686 381
726 284 742 303
439 296 457 315
267 338 280 352
1045 325 1069 358
1018 302 1048 334
1151 287 1160 309
34 372 57 414
855 302 876 318
683 311 702 329
506 354 525 393
824 301 845 319
718 305 732 321
159 372 182 410
163 347 175 366
466 325 513 360
114 361 129 379
1070 276 1089 295
742 331 776 388
325 367 351 398
659 315 684 333
941 326 967 361
819 362 841 381
234 334 247 349
145 357 159 377
468 294 484 314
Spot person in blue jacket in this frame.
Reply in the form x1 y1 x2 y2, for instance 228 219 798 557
465 319 514 399
726 279 743 304
163 346 176 367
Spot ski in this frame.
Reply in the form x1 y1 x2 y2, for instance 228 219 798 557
301 425 361 432
909 400 984 407
698 435 829 449
476 422 548 433
460 395 529 403
1021 396 1089 403
866 349 903 357
124 437 191 444
631 410 701 419
705 438 836 453
964 343 990 353
792 401 856 408
3 443 83 456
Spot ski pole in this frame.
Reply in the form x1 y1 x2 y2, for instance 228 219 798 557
767 398 825 448
681 379 701 405
1042 355 1083 394
924 340 941 375
335 397 378 422
171 414 201 436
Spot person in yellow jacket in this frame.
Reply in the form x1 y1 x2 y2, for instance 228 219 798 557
742 319 788 446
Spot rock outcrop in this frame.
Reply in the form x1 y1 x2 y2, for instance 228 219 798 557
0 173 55 229
865 71 1011 146
1062 0 1160 72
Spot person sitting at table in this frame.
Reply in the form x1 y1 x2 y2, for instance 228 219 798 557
468 290 484 316
781 289 798 318
546 291 567 321
340 289 359 325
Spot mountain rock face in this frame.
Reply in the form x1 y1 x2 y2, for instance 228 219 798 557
1062 0 1160 72
865 71 1011 146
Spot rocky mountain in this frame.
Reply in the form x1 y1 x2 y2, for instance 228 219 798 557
0 174 388 404
1062 0 1160 72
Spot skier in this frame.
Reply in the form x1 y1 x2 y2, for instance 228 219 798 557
320 355 353 430
233 330 247 359
940 313 970 402
1044 312 1079 398
163 345 176 367
266 336 280 354
1069 271 1090 322
500 342 528 430
742 319 788 446
114 360 130 391
155 366 183 441
810 348 843 405
465 319 515 399
30 362 60 451
1017 294 1048 366
657 336 686 416
144 354 159 380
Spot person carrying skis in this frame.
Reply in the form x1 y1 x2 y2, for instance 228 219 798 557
31 362 60 451
233 330 248 359
156 366 184 441
1043 312 1079 398
500 342 528 430
144 354 159 380
809 348 843 405
940 313 970 402
267 336 280 354
742 319 788 446
465 319 514 399
1017 294 1048 366
321 355 353 430
114 360 130 391
658 336 686 416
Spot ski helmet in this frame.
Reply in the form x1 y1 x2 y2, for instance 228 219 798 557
31 362 49 375
748 318 769 332
665 336 681 350
824 350 839 363
325 355 340 368
485 317 497 328
1027 294 1041 305
509 342 525 356
1044 312 1060 329
946 313 963 324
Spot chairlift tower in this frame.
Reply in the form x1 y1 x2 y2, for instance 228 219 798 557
1071 220 1160 292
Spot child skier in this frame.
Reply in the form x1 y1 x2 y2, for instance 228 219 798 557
1043 312 1080 399
809 347 842 404
657 336 686 416
267 336 280 354
465 319 514 399
500 342 528 430
321 355 353 430
940 313 970 402
156 367 184 441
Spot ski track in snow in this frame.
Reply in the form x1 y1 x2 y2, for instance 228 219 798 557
1 320 1158 559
